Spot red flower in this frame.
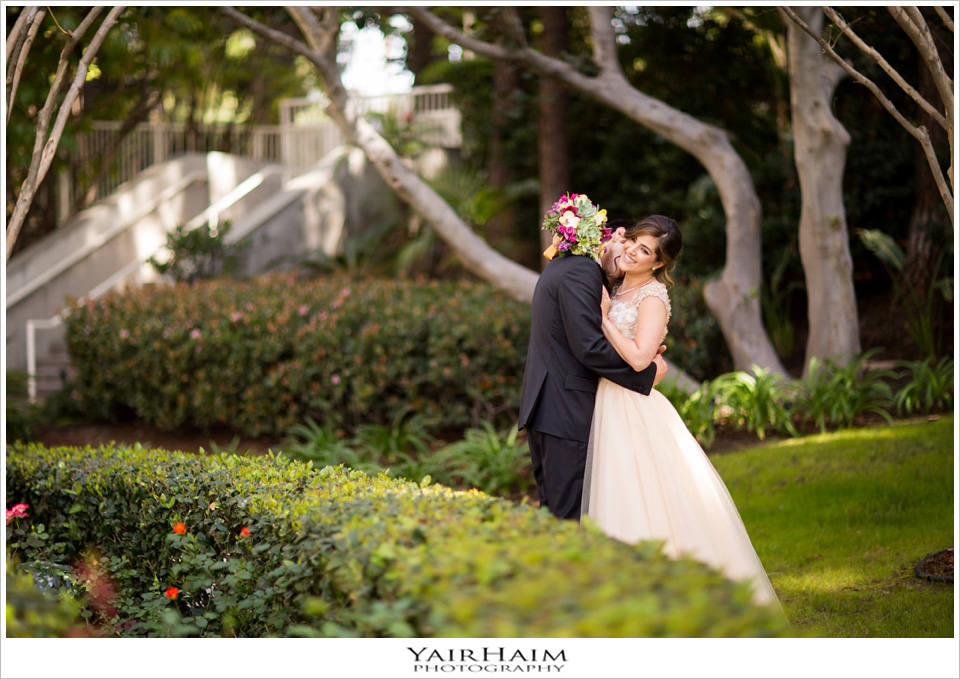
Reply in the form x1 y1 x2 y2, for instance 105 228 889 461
173 522 186 535
5 503 29 526
240 526 251 538
165 587 179 600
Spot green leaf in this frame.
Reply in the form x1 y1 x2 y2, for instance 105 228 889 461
856 228 904 272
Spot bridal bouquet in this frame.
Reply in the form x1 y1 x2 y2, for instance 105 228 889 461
541 193 610 261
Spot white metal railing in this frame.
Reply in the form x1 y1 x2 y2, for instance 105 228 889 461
77 123 283 199
74 85 459 211
279 84 455 125
23 165 284 401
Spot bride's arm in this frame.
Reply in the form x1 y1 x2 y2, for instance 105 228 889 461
601 296 668 372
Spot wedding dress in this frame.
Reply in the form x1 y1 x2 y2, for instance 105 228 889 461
582 280 781 608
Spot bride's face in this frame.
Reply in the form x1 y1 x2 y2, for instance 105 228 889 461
620 234 661 277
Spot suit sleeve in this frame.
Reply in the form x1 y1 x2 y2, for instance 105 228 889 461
556 258 657 395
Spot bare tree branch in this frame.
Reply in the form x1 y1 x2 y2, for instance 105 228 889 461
6 7 126 260
933 6 953 32
284 4 339 61
6 6 40 62
587 6 623 76
498 7 528 49
780 6 953 225
888 6 954 117
6 7 47 125
822 7 947 131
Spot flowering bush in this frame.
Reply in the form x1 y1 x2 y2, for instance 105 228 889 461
541 193 610 258
6 442 792 638
6 503 29 525
63 274 529 437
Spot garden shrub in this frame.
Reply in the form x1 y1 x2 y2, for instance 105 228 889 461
282 416 530 499
6 443 791 638
795 349 897 432
63 274 529 437
5 555 91 637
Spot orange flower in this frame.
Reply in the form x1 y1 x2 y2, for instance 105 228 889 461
165 587 179 600
173 523 186 535
240 526 251 538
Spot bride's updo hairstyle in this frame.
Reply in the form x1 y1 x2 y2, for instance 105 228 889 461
624 215 682 288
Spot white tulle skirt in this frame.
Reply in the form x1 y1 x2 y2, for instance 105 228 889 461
582 378 781 609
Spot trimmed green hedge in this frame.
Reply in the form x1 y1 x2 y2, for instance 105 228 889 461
6 443 791 637
63 274 528 437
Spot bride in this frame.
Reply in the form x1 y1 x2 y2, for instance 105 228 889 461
583 215 782 610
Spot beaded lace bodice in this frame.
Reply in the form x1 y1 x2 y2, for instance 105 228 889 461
608 280 671 343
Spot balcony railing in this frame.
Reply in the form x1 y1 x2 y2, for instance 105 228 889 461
73 84 459 208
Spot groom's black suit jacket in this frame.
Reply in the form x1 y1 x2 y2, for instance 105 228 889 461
518 254 657 443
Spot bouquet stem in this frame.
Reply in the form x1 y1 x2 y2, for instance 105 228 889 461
543 244 558 261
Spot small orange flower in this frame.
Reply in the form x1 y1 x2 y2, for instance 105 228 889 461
240 526 251 538
173 523 186 535
165 587 179 600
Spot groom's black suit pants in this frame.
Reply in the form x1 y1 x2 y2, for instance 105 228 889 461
527 428 588 521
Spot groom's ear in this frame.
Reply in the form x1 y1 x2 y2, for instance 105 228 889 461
613 227 626 242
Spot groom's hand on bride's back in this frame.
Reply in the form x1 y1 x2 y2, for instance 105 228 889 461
653 345 668 386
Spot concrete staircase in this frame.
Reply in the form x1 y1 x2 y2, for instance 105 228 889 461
6 146 452 400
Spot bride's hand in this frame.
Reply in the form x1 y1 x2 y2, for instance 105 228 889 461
600 286 611 317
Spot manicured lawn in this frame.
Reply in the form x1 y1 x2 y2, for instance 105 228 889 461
711 415 954 637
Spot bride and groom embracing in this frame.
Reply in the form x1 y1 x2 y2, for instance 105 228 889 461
518 196 781 609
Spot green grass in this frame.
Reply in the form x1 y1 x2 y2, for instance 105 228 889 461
711 415 955 637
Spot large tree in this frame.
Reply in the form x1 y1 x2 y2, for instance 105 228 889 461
782 6 860 372
405 6 788 376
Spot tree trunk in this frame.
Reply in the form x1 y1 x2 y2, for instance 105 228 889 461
485 12 519 244
407 15 435 83
784 6 860 373
537 6 571 268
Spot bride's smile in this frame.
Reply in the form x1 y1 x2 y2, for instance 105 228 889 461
619 235 661 278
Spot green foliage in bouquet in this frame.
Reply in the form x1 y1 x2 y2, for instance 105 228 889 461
6 443 792 638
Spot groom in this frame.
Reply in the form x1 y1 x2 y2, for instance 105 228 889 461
519 223 667 520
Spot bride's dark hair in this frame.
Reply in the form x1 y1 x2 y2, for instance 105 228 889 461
623 215 682 288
